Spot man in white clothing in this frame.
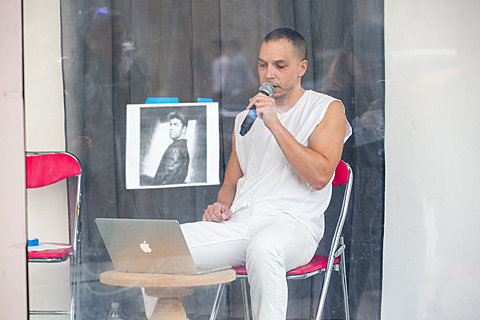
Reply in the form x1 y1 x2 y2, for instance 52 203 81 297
182 28 351 319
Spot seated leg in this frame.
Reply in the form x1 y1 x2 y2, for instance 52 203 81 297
245 214 318 320
181 214 250 268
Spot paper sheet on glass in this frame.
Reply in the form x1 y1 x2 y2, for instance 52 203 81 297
125 102 220 189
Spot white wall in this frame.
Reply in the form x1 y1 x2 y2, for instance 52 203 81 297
383 0 480 318
23 0 71 316
0 0 28 318
24 0 65 151
23 0 68 242
24 0 68 243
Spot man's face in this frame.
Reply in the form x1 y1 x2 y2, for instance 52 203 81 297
169 118 185 140
257 39 307 101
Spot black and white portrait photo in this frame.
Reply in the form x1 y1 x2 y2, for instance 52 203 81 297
148 110 191 184
125 102 220 189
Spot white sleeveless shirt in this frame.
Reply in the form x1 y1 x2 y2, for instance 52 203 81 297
231 90 352 242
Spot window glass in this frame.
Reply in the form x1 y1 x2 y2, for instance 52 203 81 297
26 1 385 319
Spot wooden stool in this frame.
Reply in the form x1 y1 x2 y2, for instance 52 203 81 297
100 269 236 320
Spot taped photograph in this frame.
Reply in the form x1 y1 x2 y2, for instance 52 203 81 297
126 102 220 189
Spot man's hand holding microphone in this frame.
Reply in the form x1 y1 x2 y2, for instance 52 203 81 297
240 82 275 136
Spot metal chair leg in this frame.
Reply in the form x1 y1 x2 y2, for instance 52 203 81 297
209 283 226 320
240 279 251 320
314 266 333 320
339 238 350 320
29 255 76 319
309 276 315 319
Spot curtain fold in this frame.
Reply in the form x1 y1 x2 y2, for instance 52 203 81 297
61 1 385 319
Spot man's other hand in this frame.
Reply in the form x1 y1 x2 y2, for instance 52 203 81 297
202 202 232 222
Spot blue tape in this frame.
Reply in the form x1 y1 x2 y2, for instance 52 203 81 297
145 97 179 104
28 238 39 247
197 97 213 103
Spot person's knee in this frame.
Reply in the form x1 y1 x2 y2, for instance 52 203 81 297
246 238 286 272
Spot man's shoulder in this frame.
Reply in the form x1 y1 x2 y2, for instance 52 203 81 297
304 89 335 101
300 90 337 110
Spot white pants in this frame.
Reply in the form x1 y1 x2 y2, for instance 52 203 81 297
181 207 319 320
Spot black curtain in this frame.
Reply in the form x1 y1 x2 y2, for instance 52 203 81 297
61 1 385 319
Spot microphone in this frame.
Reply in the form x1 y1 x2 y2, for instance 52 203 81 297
239 82 274 136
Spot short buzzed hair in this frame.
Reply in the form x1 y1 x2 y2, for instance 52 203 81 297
262 28 307 61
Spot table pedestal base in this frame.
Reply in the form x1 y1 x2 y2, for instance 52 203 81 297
150 298 187 320
145 287 194 320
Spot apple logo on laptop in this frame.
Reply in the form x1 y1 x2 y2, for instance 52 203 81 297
140 240 152 253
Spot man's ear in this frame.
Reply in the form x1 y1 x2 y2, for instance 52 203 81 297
298 59 308 77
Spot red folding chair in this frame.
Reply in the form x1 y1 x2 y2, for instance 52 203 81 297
26 152 83 320
209 160 352 320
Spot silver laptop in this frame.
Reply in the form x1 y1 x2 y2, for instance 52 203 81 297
95 218 228 275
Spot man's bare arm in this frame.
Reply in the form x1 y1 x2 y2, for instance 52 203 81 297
217 133 243 208
269 100 346 190
203 133 244 222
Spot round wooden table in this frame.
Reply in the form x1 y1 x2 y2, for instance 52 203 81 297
100 269 236 320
